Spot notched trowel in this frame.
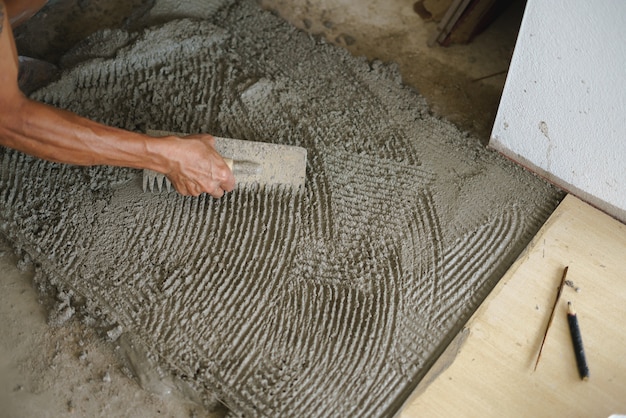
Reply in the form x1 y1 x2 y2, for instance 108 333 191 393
142 130 307 193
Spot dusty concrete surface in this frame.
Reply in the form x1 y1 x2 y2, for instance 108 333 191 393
1 1 562 416
259 0 526 142
0 236 219 418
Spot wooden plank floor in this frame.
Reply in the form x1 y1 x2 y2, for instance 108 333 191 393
400 194 626 417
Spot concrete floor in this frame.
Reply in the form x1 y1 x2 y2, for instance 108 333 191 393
260 0 526 142
1 0 527 416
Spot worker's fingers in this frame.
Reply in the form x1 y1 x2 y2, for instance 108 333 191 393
214 163 236 192
211 187 225 199
171 176 229 198
191 179 227 198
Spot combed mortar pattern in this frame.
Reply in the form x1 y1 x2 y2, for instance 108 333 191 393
0 1 561 416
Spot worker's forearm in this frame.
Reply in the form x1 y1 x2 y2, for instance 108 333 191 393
5 0 48 27
0 0 233 198
0 96 172 172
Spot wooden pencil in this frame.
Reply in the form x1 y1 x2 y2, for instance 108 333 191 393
567 301 590 381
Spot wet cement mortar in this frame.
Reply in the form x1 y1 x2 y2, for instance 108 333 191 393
0 1 563 416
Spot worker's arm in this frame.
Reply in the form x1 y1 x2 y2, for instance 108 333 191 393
0 0 235 197
5 0 47 27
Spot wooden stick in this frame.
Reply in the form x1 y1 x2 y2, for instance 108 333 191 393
534 266 569 371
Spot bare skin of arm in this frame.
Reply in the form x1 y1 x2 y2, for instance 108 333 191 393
0 0 235 197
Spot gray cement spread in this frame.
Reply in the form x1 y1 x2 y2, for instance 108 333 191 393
0 1 562 416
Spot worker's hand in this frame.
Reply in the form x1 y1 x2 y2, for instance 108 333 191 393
160 134 235 198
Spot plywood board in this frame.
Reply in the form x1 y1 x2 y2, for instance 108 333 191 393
400 194 626 417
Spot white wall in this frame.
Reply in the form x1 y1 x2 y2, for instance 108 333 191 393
490 0 626 224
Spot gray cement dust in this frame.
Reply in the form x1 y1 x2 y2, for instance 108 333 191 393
0 1 562 416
